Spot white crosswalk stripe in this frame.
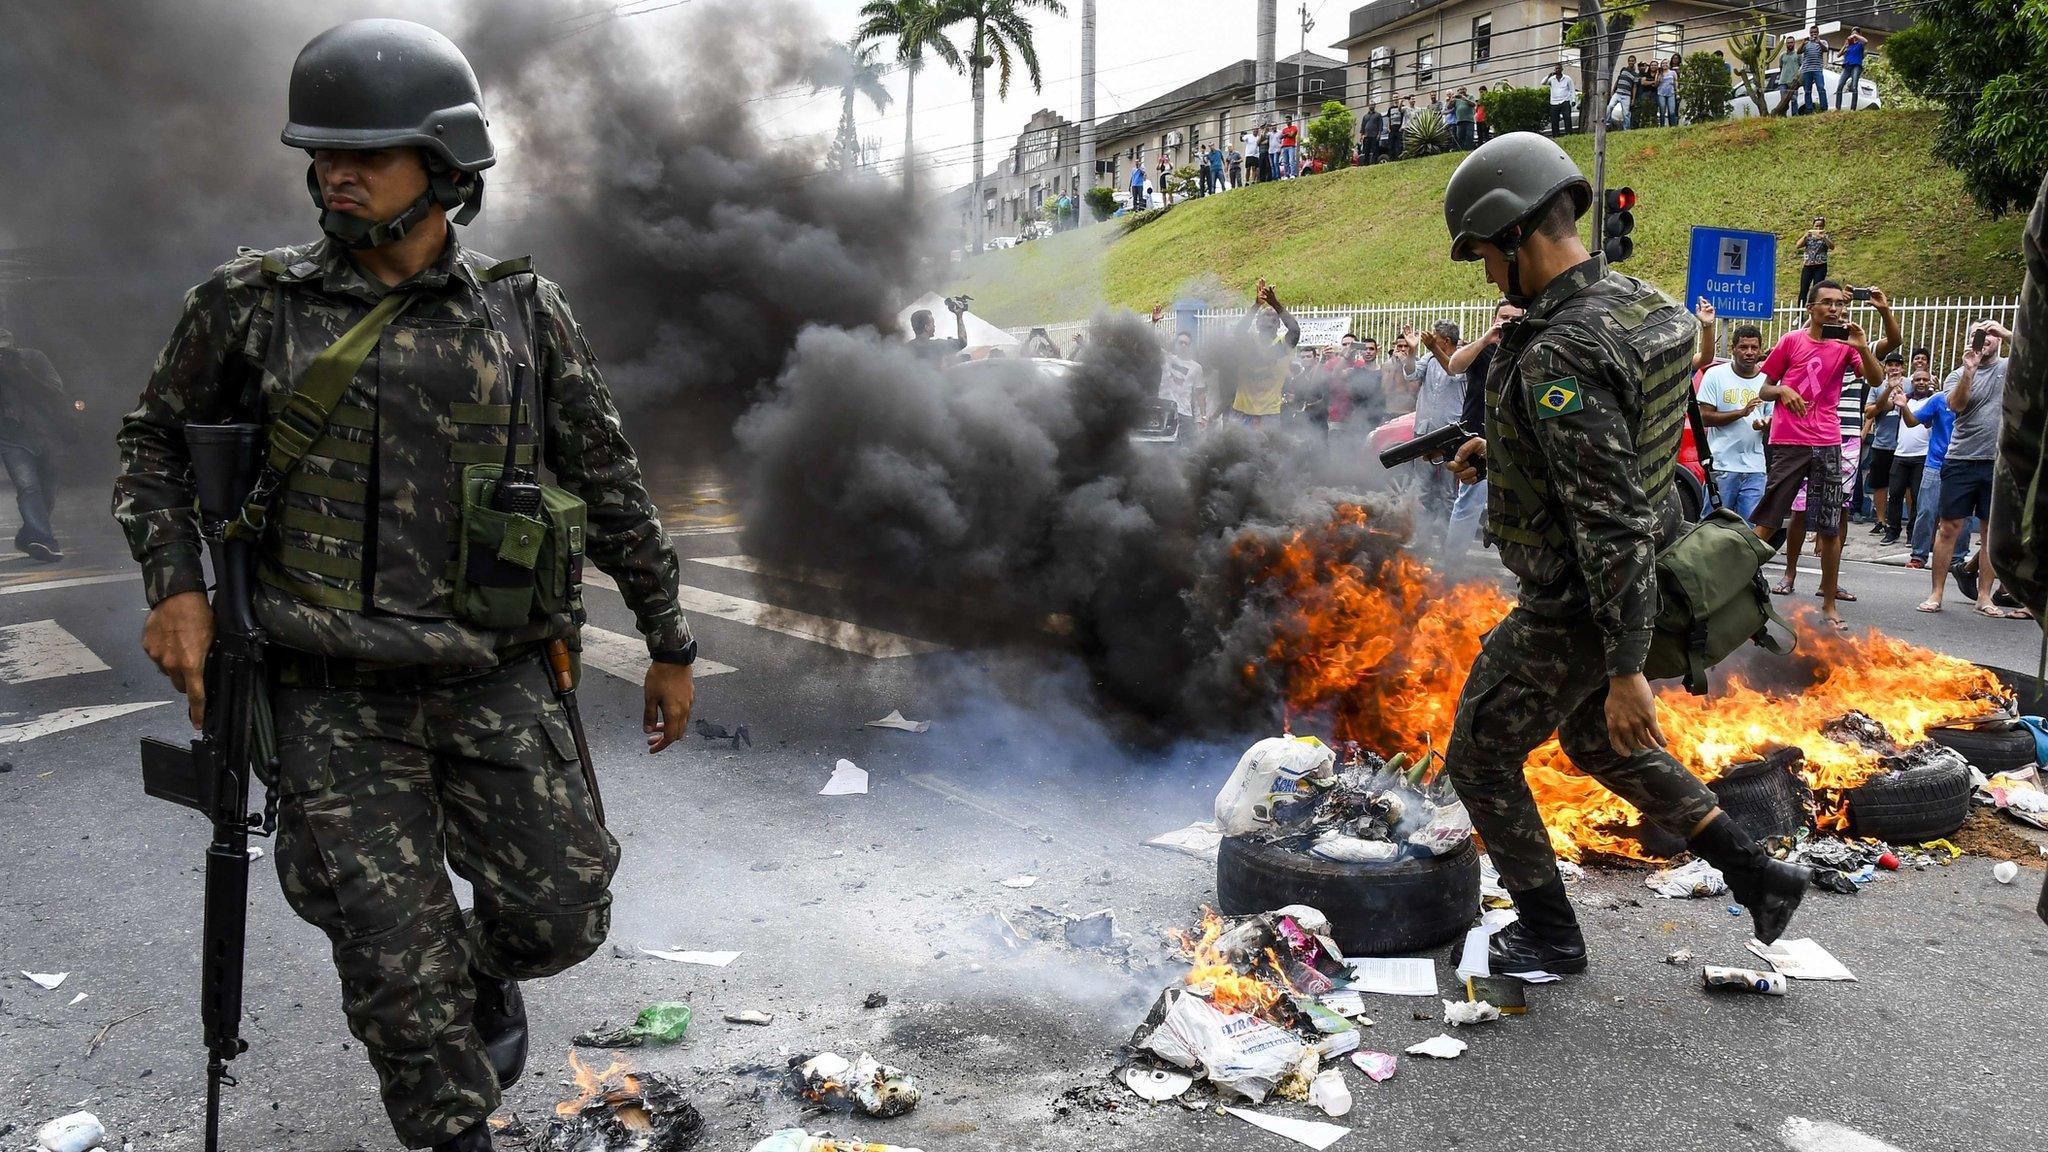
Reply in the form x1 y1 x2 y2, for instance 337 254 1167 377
0 701 171 744
0 619 110 684
582 571 944 658
580 625 736 683
689 553 848 590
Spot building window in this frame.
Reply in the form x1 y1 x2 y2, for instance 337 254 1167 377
1655 22 1683 61
1559 7 1580 66
1415 34 1434 85
1370 45 1395 102
1473 14 1492 64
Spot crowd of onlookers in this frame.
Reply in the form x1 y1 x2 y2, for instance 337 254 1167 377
1112 256 2022 619
1125 22 1876 204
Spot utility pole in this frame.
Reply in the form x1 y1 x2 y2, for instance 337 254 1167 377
1077 0 1096 226
1589 0 1608 247
1294 2 1315 123
1256 0 1277 121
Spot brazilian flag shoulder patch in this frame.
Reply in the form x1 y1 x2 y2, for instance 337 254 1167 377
1534 377 1584 420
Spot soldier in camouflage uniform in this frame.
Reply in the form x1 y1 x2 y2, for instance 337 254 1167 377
1434 134 1809 975
113 21 698 1152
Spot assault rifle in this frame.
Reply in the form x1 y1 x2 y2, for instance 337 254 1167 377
1377 419 1487 481
140 422 274 1152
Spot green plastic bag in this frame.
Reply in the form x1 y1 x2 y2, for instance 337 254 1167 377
573 1002 692 1049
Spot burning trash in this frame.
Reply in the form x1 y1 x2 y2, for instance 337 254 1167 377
546 1052 702 1152
793 1051 922 1118
1243 503 2011 860
1123 905 1392 1104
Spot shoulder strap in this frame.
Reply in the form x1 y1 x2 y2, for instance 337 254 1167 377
230 289 415 539
1687 388 1722 512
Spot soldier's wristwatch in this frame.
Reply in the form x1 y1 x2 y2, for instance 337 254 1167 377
650 639 698 667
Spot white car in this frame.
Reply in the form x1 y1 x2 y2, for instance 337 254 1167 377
1728 66 1880 117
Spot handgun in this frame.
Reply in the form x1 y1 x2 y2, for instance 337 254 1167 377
1378 420 1486 480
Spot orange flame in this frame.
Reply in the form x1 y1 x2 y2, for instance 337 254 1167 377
557 1050 641 1118
1171 908 1296 1019
1245 504 2003 860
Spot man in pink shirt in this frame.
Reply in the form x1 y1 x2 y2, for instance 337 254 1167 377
1750 280 1882 628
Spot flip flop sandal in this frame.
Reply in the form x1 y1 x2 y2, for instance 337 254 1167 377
1915 600 1943 613
1818 588 1857 602
1771 580 1795 596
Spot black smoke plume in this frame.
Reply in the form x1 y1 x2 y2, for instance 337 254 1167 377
0 0 931 463
736 313 1407 728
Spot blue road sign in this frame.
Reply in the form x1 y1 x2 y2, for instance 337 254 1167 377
1686 226 1777 320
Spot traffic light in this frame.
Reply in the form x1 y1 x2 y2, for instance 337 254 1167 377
1603 187 1637 264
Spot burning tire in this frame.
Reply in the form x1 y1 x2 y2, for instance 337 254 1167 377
1845 756 1974 843
1708 750 1812 842
1215 835 1478 956
1925 723 2036 778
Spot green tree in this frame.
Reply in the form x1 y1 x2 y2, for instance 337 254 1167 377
1888 0 2048 213
1565 1 1648 118
855 0 964 192
815 39 893 173
1478 86 1548 134
1084 185 1118 221
938 0 1070 253
1303 100 1354 170
1678 51 1732 123
1727 16 1771 112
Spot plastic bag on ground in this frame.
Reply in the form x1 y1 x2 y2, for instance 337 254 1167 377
574 1001 692 1048
1646 858 1728 898
34 1112 104 1152
1137 990 1307 1102
1215 736 1336 835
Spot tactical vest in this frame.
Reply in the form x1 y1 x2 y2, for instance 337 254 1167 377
1485 275 1694 552
252 251 541 620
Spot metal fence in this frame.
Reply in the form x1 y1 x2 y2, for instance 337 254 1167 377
1016 295 2019 373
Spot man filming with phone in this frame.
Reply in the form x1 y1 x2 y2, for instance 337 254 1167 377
1911 319 2023 617
1748 280 1882 630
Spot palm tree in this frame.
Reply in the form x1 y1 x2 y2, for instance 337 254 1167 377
815 39 894 173
855 0 963 192
939 0 1068 254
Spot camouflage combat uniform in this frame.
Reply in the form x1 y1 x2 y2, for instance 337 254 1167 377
1443 257 1721 893
114 235 691 1146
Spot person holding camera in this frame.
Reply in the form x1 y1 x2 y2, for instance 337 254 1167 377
1797 216 1833 304
1749 280 1882 630
1914 320 2023 616
908 295 970 364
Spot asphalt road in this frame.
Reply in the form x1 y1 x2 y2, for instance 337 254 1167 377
3 482 2045 1152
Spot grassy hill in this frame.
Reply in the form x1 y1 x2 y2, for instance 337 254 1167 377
947 111 2027 327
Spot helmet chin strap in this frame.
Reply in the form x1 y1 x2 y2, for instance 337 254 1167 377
1497 225 1532 307
304 164 483 251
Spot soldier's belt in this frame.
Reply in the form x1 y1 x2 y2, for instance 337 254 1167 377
271 642 547 691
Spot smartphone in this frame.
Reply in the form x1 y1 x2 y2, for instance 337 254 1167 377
1971 329 1988 353
1850 287 1872 302
1820 323 1850 341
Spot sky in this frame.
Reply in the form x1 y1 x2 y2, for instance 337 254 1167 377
640 0 1353 193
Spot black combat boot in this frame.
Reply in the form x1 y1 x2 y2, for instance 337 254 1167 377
471 967 528 1089
1487 876 1589 974
1688 812 1811 944
435 1120 494 1152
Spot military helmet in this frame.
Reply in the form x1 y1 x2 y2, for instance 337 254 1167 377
1444 132 1591 262
282 19 494 173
